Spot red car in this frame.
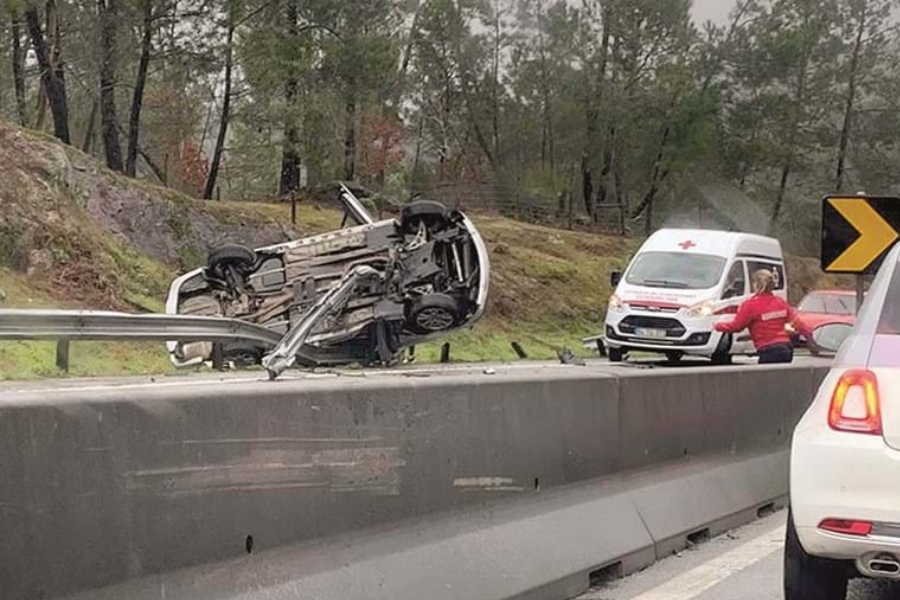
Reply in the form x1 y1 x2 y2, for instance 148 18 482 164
791 289 857 345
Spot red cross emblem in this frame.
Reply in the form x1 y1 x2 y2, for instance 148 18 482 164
678 240 696 250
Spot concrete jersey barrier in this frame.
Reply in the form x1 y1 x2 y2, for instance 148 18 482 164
0 362 830 600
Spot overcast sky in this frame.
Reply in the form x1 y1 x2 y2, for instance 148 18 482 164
692 0 738 25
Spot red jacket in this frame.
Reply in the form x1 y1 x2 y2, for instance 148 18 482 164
714 292 812 350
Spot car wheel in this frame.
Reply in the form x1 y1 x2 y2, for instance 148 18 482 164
401 200 450 234
666 351 683 363
784 510 849 600
608 347 625 362
224 342 264 367
207 244 257 279
711 351 733 365
407 294 461 334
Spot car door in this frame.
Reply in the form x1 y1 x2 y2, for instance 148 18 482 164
720 260 754 353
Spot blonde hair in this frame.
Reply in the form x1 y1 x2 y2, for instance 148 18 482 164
753 269 776 293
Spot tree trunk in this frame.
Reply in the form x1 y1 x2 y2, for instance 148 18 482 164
25 5 69 143
538 26 554 174
11 11 28 126
393 2 421 108
98 0 123 171
613 131 626 236
278 0 301 195
491 0 501 164
126 0 153 177
770 50 811 232
343 95 356 181
582 3 611 216
82 100 98 152
631 122 673 235
835 4 867 193
204 21 234 200
771 163 792 234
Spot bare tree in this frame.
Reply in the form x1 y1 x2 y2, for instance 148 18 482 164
126 0 154 177
98 0 124 170
25 3 70 143
279 0 301 195
204 13 235 199
10 10 29 126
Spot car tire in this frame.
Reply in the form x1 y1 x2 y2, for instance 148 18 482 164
784 510 850 600
223 342 264 367
401 200 450 234
608 347 625 362
711 351 733 365
666 351 683 363
207 244 256 278
407 294 462 334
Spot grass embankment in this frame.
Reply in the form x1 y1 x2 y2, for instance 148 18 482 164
0 199 639 378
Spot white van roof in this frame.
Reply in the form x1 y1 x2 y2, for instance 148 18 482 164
641 229 783 261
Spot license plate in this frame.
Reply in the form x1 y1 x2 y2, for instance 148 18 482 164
635 327 667 339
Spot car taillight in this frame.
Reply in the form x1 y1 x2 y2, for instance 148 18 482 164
819 518 872 536
828 369 882 435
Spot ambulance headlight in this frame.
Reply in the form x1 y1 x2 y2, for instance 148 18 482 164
686 302 715 318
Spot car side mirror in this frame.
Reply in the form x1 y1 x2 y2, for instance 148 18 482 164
725 281 743 298
610 269 622 287
811 323 854 354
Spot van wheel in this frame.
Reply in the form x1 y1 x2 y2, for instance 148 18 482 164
608 347 625 363
666 352 683 363
784 510 849 600
711 351 733 365
712 332 733 365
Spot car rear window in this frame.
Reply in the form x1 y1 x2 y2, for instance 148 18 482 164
798 294 825 313
824 294 856 315
877 267 900 335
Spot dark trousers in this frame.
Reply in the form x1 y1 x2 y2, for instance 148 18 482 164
758 343 794 364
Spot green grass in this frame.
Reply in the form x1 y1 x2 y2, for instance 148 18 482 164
0 268 176 380
0 340 177 381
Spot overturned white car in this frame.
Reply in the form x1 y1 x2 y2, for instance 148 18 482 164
166 186 490 377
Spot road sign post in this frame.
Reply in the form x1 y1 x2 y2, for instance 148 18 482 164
821 196 900 313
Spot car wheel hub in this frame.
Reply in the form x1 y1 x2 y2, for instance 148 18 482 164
416 307 455 331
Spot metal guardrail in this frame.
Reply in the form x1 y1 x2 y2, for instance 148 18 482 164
0 309 283 347
0 266 380 379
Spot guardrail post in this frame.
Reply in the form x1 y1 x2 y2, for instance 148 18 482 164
56 340 70 373
211 343 225 371
511 341 528 359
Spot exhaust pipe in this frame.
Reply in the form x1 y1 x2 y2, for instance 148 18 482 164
857 553 900 579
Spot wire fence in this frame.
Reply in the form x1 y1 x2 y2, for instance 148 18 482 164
412 180 628 235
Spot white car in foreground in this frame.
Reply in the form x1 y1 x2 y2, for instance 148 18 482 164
788 242 900 599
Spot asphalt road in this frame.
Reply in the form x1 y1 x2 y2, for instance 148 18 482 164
579 510 900 600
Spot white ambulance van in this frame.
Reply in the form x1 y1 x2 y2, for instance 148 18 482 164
604 229 787 363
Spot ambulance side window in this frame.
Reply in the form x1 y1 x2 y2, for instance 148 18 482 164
747 261 786 290
722 261 747 300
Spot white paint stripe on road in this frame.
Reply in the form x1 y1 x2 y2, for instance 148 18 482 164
627 521 785 600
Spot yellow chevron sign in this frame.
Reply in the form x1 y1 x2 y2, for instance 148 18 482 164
822 196 900 274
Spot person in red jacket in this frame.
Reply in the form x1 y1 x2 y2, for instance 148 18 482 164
715 269 816 364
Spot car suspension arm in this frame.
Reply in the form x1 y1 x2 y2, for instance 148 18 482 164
262 265 382 379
